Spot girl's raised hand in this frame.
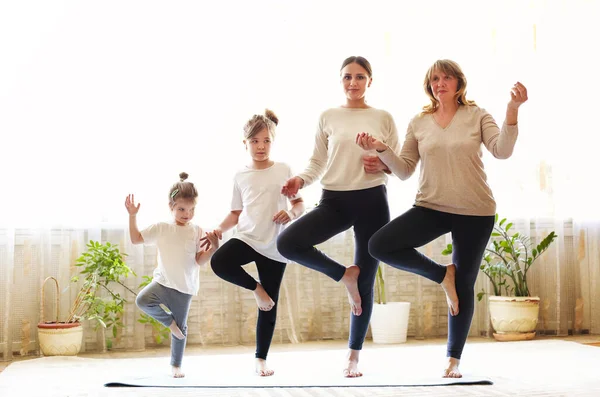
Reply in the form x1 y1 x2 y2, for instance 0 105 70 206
200 230 221 252
125 194 141 215
355 132 386 152
204 231 220 252
272 210 292 225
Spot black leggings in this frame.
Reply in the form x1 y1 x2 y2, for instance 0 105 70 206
277 185 390 351
210 238 286 360
368 206 494 359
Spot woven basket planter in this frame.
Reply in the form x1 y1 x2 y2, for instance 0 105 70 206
37 277 83 356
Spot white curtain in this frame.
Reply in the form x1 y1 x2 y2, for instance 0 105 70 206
1 0 599 359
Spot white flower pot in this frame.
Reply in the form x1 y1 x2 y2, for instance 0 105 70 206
370 302 411 344
488 296 540 341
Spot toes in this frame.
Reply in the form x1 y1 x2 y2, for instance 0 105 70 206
343 368 362 378
343 369 356 378
258 302 275 311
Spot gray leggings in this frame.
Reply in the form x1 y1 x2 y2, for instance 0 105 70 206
136 281 193 367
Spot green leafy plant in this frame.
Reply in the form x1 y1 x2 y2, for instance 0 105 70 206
442 214 557 301
137 275 170 345
68 240 137 347
374 266 386 304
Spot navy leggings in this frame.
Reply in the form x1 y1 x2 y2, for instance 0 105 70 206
210 238 286 360
368 206 494 359
277 185 390 351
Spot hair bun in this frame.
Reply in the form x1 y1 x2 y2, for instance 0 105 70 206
179 172 189 181
264 109 279 126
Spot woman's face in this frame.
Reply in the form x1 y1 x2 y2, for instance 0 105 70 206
340 62 371 102
429 69 458 103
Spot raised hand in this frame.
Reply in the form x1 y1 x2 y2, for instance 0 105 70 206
200 230 220 252
272 210 292 225
281 176 303 198
355 132 386 152
125 194 141 215
508 82 528 109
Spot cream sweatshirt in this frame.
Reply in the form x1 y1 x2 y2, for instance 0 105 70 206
298 107 400 191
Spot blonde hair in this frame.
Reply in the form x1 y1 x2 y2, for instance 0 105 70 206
243 109 279 140
168 172 198 207
422 59 476 114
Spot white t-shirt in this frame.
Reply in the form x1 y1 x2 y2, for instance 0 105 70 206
140 222 204 295
231 162 300 263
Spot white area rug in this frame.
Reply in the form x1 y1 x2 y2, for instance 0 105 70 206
1 340 600 397
103 348 491 388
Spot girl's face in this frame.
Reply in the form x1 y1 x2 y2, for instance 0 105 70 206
244 127 272 163
170 198 196 226
341 62 371 102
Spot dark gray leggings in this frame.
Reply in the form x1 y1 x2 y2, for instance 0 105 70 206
277 185 390 351
210 238 286 360
135 282 192 367
368 206 494 359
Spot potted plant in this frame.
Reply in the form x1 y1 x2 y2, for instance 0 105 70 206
442 214 557 341
37 276 84 356
369 265 411 343
67 240 137 350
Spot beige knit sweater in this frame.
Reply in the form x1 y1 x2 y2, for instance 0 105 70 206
378 105 518 216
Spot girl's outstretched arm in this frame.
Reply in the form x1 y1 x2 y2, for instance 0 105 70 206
289 198 305 220
125 194 144 244
272 198 305 225
196 231 219 265
200 210 241 251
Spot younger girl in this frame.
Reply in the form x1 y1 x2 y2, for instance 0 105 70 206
125 172 218 378
205 109 304 376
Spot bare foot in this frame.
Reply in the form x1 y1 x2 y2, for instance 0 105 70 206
341 265 362 316
441 264 459 316
343 349 362 378
255 358 274 376
443 357 462 378
171 366 185 378
253 283 275 311
169 320 185 340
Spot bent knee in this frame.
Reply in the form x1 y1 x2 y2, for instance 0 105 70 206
210 251 225 274
276 233 296 259
135 292 150 309
368 233 385 259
